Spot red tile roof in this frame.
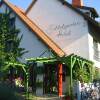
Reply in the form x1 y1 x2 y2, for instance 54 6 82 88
3 0 65 57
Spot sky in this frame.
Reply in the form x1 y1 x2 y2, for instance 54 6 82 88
9 0 100 21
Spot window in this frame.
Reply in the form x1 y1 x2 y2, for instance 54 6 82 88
93 39 100 61
9 17 15 29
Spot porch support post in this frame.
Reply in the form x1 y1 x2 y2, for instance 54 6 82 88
70 56 76 98
58 63 63 97
70 57 73 96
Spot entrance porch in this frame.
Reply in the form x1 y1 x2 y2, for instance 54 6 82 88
28 61 64 96
2 54 94 99
26 54 94 98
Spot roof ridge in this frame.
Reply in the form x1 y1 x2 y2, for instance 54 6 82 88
3 0 65 57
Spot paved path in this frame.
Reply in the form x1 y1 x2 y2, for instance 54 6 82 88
27 94 62 100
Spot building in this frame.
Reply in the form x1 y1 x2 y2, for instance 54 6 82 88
0 0 100 97
26 0 100 68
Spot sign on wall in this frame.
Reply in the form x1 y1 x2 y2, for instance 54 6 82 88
47 21 87 38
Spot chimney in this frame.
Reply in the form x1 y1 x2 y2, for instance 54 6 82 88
72 0 83 7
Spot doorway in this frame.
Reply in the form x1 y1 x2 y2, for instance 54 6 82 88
43 63 58 94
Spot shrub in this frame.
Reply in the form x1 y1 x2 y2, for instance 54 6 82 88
0 82 24 100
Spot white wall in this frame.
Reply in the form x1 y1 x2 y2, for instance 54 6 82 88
15 17 52 62
64 34 89 59
88 34 100 68
27 0 90 59
27 0 100 66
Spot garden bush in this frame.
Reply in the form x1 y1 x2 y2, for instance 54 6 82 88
0 82 24 100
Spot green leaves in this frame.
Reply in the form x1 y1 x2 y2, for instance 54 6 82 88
0 12 27 78
94 68 100 80
73 64 91 83
0 82 24 100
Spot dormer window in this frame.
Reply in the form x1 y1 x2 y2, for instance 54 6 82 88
85 12 91 16
77 6 99 19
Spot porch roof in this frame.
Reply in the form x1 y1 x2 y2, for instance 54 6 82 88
26 54 93 65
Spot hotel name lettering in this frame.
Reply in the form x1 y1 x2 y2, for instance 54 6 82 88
48 21 86 37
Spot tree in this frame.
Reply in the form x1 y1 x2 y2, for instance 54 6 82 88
0 12 27 77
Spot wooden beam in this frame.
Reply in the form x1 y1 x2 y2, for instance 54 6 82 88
58 63 63 97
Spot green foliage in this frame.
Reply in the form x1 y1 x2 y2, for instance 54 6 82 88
94 68 100 80
73 64 92 83
0 82 24 100
0 13 28 79
0 13 27 64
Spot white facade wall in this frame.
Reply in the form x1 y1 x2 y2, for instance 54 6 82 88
64 34 89 59
27 0 90 59
27 0 100 67
15 17 52 62
88 34 100 68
